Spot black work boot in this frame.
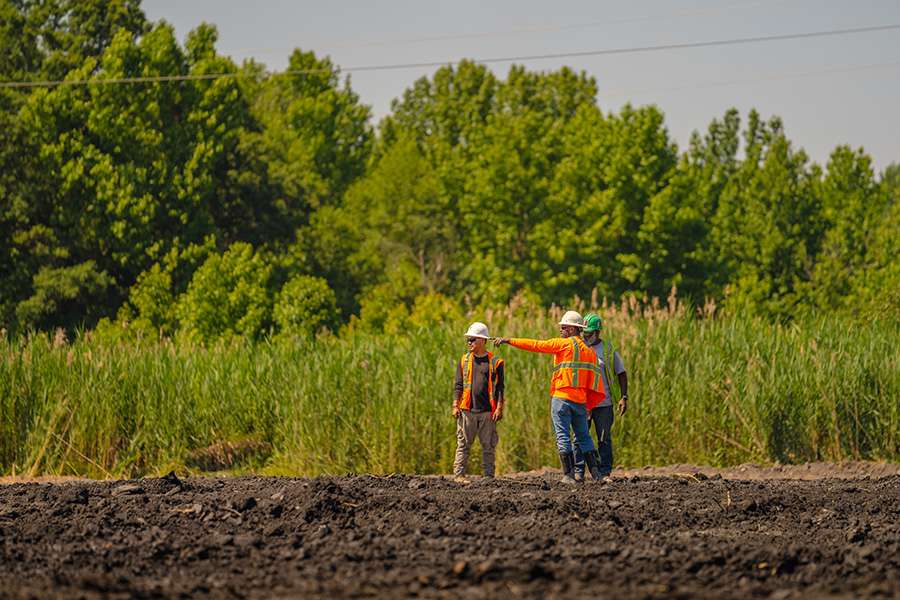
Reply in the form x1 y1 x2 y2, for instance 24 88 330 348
584 450 604 481
572 447 585 482
558 451 577 485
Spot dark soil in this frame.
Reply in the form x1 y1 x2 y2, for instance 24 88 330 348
1 470 898 599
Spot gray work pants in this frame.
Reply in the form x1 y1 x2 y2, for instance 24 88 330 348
453 410 498 477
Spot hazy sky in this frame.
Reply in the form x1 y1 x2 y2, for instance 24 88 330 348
143 0 900 171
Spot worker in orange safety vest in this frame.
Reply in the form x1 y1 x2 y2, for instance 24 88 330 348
452 321 506 480
573 312 629 482
493 310 604 484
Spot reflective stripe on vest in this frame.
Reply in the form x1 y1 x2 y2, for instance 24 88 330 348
551 338 603 393
459 352 503 412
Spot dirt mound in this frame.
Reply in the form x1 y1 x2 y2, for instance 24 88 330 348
0 471 898 598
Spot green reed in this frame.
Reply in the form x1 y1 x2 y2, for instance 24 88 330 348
1 303 897 477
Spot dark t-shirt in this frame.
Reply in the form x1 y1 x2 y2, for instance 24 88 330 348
455 353 505 412
470 354 492 412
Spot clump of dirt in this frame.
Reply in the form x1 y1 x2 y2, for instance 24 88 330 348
0 468 897 598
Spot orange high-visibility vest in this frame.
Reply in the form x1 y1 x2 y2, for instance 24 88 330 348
552 337 604 396
508 336 601 403
458 351 504 413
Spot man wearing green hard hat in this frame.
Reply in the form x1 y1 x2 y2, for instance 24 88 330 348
573 312 629 481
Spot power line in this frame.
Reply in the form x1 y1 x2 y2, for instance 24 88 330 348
1 23 898 89
346 23 900 71
601 59 900 98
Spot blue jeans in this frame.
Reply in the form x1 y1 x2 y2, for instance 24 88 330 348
574 405 614 476
551 397 595 454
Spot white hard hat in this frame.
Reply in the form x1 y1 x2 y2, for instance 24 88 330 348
464 322 490 339
558 310 585 328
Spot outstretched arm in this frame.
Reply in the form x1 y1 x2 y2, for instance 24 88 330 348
493 337 568 354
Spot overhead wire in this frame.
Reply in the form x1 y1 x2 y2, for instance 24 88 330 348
600 59 900 98
1 22 898 89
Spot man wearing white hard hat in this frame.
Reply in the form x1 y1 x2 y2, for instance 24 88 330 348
452 321 506 479
494 310 605 484
573 312 629 482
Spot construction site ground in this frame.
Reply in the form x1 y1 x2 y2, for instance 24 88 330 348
1 462 898 599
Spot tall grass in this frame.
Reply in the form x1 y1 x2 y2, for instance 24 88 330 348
1 298 897 477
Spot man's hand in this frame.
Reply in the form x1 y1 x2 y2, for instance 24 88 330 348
491 406 504 422
618 396 628 416
491 337 509 347
452 405 461 418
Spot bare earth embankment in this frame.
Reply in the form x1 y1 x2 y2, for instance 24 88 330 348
1 463 898 599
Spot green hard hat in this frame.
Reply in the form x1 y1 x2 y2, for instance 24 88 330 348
583 313 602 333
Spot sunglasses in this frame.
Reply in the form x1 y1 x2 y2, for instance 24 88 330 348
466 337 481 344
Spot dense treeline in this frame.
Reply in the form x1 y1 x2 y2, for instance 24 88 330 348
1 1 898 341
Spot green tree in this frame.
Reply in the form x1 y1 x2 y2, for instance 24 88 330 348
461 66 601 305
881 162 900 197
243 50 373 316
381 59 496 157
711 111 824 318
0 0 148 330
849 163 900 316
620 109 740 301
0 97 45 329
13 22 265 330
273 274 337 337
15 261 114 331
378 63 680 307
377 61 500 304
344 136 455 298
249 50 372 221
805 146 882 310
0 0 149 82
122 237 216 336
353 263 421 334
555 103 678 301
502 67 604 298
177 242 273 342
